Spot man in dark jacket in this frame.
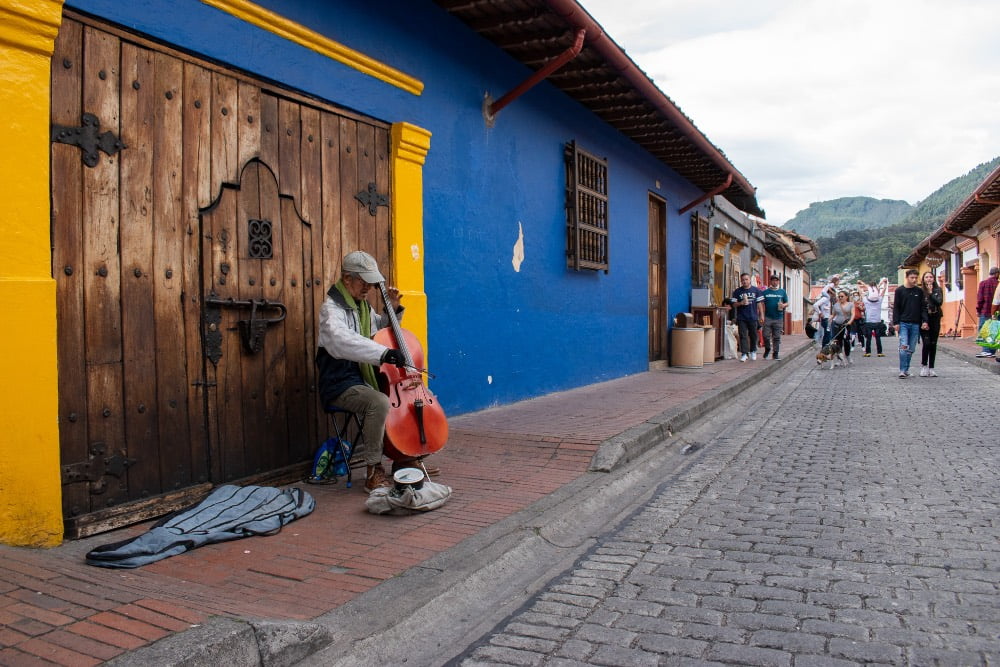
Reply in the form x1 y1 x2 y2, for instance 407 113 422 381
976 266 999 357
892 269 927 378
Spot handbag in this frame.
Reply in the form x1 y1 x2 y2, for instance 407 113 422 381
975 317 1000 350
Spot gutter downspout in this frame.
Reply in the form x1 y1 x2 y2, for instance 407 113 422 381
679 174 732 214
487 28 586 119
543 0 756 202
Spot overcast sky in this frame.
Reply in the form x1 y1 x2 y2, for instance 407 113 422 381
579 0 1000 225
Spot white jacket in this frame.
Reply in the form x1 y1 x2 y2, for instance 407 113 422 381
318 292 396 366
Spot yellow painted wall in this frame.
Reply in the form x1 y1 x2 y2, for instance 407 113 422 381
391 122 432 368
0 0 66 547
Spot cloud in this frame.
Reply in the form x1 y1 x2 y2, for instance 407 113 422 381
580 0 1000 223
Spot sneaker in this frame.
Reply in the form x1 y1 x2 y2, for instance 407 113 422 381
928 369 938 377
899 372 908 378
750 352 757 361
762 350 770 359
364 465 392 493
919 366 928 377
863 353 871 357
975 351 995 358
877 353 885 357
740 354 747 362
772 355 780 361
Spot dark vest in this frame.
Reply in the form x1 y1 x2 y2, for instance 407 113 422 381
315 286 367 408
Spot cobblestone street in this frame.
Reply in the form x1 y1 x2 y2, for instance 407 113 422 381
458 349 1000 666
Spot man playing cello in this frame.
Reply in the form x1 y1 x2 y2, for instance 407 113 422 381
316 250 408 493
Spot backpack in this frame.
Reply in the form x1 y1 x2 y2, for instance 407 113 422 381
307 437 353 484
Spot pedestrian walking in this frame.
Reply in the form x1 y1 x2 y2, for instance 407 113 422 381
919 272 945 377
975 266 998 358
729 273 764 362
850 290 864 346
830 290 856 365
893 268 926 378
857 277 888 357
992 278 1000 365
811 290 832 346
761 274 788 360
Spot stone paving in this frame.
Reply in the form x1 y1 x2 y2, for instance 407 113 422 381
458 345 1000 666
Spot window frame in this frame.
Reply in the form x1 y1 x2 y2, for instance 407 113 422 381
565 140 609 273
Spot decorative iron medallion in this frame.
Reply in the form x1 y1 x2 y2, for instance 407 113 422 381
355 182 389 216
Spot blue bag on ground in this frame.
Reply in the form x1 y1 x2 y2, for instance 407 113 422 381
307 437 353 483
85 485 315 568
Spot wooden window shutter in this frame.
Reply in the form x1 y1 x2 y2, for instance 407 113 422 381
691 213 710 287
565 141 609 272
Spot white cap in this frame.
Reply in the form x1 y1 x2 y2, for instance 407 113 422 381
342 250 385 283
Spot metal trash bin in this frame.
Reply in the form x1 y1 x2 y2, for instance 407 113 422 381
701 326 715 364
671 327 704 368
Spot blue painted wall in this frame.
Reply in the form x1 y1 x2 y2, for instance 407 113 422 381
66 0 707 415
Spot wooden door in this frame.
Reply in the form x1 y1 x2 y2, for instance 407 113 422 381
648 196 667 362
51 14 391 536
199 160 313 483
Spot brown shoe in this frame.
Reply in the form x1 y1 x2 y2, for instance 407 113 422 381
364 465 392 493
391 458 441 477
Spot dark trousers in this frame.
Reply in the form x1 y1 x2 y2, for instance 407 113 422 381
762 317 783 356
863 322 882 354
737 320 759 354
833 323 851 358
921 317 941 367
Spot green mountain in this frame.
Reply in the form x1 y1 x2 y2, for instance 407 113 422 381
798 156 1000 284
782 197 914 239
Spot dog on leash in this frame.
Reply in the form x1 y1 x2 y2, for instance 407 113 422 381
816 339 845 369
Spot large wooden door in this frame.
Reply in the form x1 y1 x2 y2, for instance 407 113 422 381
199 160 315 483
51 14 391 536
648 195 667 362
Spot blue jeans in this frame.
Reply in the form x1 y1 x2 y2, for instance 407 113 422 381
897 322 920 373
813 317 829 345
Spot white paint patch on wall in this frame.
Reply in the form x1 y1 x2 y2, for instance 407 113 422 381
512 222 525 272
410 244 421 261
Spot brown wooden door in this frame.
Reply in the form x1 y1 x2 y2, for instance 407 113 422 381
648 196 667 362
51 14 391 536
199 160 314 483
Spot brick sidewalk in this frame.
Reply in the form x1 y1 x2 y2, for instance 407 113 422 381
0 337 811 665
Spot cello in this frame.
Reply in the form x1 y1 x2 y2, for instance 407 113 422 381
372 282 448 462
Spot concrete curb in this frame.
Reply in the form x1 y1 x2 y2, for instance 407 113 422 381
104 617 333 667
937 341 1000 374
589 341 814 472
